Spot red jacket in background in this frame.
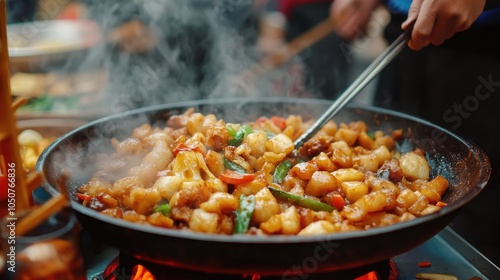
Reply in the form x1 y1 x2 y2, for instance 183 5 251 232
278 0 333 19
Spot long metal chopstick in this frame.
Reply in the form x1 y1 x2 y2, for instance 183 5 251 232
293 24 414 150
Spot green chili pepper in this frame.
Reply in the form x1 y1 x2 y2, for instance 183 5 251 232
267 186 335 212
227 125 254 146
153 203 171 217
224 158 247 174
367 131 375 140
234 194 255 234
273 161 292 184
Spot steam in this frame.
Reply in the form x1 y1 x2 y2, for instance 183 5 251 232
62 0 311 114
41 0 319 192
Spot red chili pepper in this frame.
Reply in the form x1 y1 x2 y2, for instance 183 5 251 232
255 117 268 126
172 142 204 155
331 194 345 210
436 201 447 207
219 170 255 185
418 261 432 268
77 193 92 205
270 116 287 131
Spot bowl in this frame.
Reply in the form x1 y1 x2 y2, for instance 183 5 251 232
7 20 101 73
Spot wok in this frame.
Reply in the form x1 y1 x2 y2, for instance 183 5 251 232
37 98 490 275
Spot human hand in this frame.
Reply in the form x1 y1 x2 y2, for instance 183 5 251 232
330 0 381 41
402 0 487 50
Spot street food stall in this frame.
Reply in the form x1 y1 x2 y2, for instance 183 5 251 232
1 1 499 279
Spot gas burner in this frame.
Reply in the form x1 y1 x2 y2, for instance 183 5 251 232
86 227 500 280
101 254 398 280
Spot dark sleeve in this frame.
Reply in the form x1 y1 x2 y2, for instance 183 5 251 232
485 0 500 10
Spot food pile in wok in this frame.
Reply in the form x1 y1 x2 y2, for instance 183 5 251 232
76 108 449 235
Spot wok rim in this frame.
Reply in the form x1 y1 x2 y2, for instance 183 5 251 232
36 97 491 244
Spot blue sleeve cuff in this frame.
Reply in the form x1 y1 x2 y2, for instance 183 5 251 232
475 6 500 26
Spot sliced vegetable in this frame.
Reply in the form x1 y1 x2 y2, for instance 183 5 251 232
234 194 255 234
227 126 237 137
367 131 376 140
418 261 432 268
153 203 172 217
77 193 92 206
436 201 447 207
270 116 287 131
220 170 255 185
330 194 345 210
223 158 247 174
255 117 268 125
241 125 253 135
172 142 204 155
227 125 253 146
267 186 336 212
228 130 245 146
273 161 292 183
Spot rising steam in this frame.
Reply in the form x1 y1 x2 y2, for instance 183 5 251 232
63 0 312 115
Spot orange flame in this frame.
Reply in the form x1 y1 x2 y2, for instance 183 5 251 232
131 265 156 280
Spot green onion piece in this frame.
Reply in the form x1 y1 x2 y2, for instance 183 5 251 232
227 125 254 146
267 186 335 212
234 194 255 234
224 158 247 174
153 204 171 217
226 125 237 137
228 130 245 146
273 161 293 184
367 131 375 140
241 125 253 135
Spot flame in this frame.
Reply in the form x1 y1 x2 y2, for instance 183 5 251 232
131 265 156 280
354 271 379 280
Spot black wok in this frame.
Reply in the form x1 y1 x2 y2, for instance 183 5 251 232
37 98 490 275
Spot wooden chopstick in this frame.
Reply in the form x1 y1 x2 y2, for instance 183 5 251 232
0 3 31 211
16 173 71 236
11 96 29 111
241 17 339 83
16 194 69 236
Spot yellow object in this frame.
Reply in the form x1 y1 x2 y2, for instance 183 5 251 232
0 0 31 210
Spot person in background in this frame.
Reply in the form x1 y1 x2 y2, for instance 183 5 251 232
277 0 351 99
331 0 500 265
77 0 260 109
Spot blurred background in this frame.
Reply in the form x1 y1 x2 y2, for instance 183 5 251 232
5 0 500 271
6 0 388 121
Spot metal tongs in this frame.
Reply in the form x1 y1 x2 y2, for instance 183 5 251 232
293 22 415 150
